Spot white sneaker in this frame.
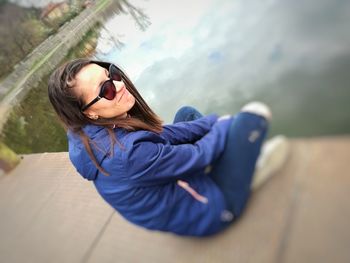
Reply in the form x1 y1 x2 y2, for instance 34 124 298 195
251 135 290 191
240 101 272 122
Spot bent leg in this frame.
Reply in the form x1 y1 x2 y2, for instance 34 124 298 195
209 112 269 218
173 106 204 123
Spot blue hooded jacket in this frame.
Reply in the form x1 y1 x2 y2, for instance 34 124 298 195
67 114 234 237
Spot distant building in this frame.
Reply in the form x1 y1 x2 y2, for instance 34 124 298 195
40 1 70 22
83 0 94 9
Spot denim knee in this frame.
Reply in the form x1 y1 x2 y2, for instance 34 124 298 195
173 106 203 123
234 111 270 134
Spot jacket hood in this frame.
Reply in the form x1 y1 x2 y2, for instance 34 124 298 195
67 125 109 181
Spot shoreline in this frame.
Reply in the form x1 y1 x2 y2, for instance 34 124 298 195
0 0 120 134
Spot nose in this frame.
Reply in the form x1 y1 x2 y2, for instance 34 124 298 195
113 80 125 93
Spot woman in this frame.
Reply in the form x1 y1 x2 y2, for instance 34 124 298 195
48 58 275 237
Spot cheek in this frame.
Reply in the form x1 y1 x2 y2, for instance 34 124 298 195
125 91 136 106
120 89 132 103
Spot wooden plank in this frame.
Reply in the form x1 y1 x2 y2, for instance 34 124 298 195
0 152 113 263
281 137 350 263
0 137 349 263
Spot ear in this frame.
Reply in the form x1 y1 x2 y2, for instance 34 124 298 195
84 109 99 120
87 114 99 120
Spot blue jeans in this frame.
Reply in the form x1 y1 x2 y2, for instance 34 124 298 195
173 106 269 219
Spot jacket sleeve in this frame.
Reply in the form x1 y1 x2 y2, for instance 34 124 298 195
124 117 233 185
160 113 219 145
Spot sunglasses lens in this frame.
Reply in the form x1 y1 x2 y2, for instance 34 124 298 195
110 64 122 81
101 81 116 100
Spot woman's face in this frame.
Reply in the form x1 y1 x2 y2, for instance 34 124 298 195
74 63 135 119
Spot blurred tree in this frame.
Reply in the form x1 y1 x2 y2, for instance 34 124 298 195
119 0 151 31
0 2 50 79
70 0 82 13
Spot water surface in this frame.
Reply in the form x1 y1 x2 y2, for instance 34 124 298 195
95 0 350 137
2 0 350 153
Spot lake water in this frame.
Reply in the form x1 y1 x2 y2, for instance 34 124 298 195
2 0 350 153
96 0 350 136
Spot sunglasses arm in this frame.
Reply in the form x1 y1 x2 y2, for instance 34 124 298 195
81 96 102 112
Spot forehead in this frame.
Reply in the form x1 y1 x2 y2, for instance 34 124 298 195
74 63 107 97
76 63 106 81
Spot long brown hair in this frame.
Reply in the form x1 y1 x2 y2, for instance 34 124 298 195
48 58 163 176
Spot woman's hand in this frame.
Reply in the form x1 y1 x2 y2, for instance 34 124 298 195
217 114 231 122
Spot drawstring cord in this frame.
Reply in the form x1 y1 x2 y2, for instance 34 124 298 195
177 180 208 204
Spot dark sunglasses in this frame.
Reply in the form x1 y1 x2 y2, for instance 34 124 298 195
81 63 122 112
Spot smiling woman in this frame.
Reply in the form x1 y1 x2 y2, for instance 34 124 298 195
48 58 162 127
47 57 275 237
47 58 163 174
76 62 135 118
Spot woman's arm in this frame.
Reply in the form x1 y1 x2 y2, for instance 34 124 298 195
124 117 233 186
160 113 219 145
